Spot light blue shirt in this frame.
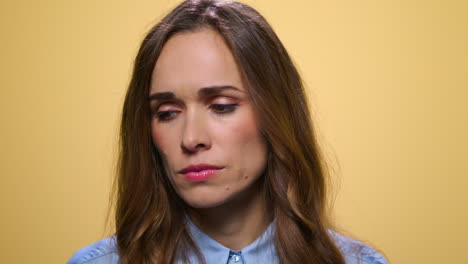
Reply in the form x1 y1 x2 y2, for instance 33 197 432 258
67 220 388 264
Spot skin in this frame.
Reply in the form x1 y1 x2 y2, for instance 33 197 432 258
149 28 271 250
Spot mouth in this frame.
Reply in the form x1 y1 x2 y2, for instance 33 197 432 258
179 164 224 182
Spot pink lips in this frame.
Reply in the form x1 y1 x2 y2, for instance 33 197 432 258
179 164 223 182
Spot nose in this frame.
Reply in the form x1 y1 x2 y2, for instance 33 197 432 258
180 109 211 154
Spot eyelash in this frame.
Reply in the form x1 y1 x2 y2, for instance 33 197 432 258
155 110 179 121
154 103 239 122
210 103 238 114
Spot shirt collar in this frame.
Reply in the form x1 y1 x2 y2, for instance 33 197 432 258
185 218 279 264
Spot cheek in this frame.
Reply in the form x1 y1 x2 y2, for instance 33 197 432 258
152 129 163 148
225 111 267 167
152 128 163 151
151 125 175 157
235 121 261 145
231 111 264 147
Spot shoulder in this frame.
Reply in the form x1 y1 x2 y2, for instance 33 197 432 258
328 230 389 264
67 236 119 264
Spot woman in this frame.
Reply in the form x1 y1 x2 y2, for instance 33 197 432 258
68 0 388 263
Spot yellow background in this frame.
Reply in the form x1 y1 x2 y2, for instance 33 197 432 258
1 0 467 263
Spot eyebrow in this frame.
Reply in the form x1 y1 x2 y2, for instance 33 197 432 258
148 92 175 101
148 85 242 101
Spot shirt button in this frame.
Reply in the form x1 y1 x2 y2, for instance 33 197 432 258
233 255 240 262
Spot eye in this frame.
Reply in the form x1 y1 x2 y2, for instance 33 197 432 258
155 110 179 121
210 103 238 114
152 103 181 122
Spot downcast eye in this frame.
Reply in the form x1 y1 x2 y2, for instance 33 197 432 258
210 104 238 113
155 110 179 121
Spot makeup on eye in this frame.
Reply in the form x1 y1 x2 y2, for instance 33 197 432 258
152 96 240 121
210 103 238 114
209 96 239 114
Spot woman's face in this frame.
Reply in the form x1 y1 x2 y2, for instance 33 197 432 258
149 28 268 208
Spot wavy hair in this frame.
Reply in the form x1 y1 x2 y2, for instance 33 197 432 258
115 0 345 263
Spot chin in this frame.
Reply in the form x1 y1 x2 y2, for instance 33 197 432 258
179 188 234 209
185 199 224 209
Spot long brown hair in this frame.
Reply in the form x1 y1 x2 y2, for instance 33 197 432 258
115 0 345 263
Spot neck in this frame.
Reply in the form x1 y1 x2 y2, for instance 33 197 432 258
188 179 272 251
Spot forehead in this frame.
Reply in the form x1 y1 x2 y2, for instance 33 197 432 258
150 28 245 94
